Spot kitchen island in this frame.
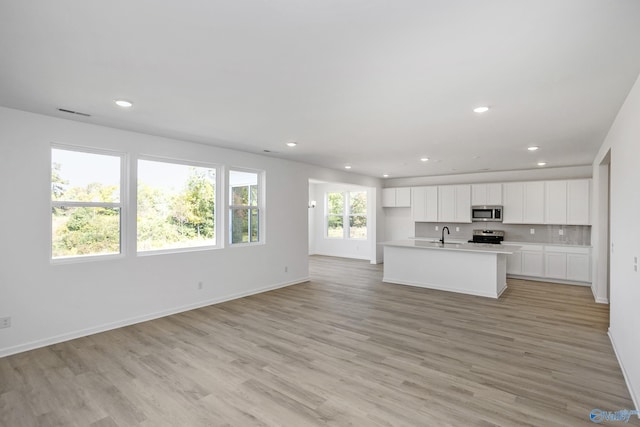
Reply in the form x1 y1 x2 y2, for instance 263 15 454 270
382 240 520 299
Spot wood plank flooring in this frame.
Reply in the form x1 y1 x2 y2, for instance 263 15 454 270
1 256 637 426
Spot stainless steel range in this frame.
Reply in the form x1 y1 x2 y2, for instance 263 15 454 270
468 229 504 244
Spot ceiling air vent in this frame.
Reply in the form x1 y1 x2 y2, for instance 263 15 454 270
58 108 91 117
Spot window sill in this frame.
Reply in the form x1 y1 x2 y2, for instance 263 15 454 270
137 245 221 257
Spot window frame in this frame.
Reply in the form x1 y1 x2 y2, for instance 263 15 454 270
228 167 265 246
50 143 127 264
324 190 368 240
325 191 345 239
136 155 222 256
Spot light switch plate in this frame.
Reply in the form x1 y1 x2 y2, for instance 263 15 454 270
530 228 535 235
559 229 564 236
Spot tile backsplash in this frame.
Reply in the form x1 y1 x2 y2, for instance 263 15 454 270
414 222 591 246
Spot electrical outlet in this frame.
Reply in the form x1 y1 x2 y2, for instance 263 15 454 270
558 229 564 236
197 281 203 290
530 228 535 235
435 226 439 231
0 317 11 329
455 227 460 232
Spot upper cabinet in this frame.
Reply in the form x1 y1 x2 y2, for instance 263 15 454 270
407 179 590 225
382 187 411 208
503 182 524 223
503 181 545 224
438 184 471 223
471 183 502 206
545 181 568 224
544 179 591 225
567 179 591 225
412 186 438 222
505 179 591 225
523 181 545 224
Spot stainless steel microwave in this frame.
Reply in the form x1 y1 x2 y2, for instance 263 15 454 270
471 206 503 222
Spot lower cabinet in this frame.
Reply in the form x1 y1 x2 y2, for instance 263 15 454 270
522 247 544 277
506 243 591 283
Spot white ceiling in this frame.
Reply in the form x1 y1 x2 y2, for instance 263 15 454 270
2 1 640 178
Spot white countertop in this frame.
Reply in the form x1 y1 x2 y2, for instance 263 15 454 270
502 240 592 248
383 240 520 255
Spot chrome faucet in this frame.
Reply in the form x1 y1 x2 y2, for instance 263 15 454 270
440 226 450 244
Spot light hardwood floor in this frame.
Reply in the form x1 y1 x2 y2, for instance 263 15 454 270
0 256 637 426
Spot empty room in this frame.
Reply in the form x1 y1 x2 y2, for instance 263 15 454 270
1 1 640 426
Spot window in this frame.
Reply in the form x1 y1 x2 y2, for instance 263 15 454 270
348 191 367 239
51 147 123 259
326 192 344 238
326 191 367 239
137 159 217 252
229 170 261 244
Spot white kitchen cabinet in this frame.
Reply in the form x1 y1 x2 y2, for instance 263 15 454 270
521 246 545 277
382 187 411 208
471 183 502 206
523 181 545 224
545 181 568 225
544 251 567 279
506 243 591 283
504 181 544 224
543 179 591 225
438 185 471 223
503 182 524 223
411 186 438 222
567 179 591 225
567 252 590 282
506 250 522 275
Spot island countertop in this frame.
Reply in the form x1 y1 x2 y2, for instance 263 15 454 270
382 240 520 255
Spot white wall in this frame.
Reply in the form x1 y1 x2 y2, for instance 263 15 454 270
591 73 640 410
308 182 376 262
0 106 381 356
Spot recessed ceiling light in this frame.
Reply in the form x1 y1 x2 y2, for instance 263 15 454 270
286 141 297 147
537 162 547 166
383 174 390 178
344 165 352 170
528 146 539 151
420 157 429 162
473 106 489 113
114 99 133 108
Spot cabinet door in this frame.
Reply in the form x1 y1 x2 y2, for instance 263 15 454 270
503 182 524 223
438 185 455 222
471 184 487 206
567 253 590 282
454 185 471 223
486 183 503 205
545 181 567 224
411 187 426 221
425 186 438 222
382 188 396 207
395 187 411 208
506 251 522 275
545 252 567 279
522 251 544 276
567 180 590 225
523 181 545 224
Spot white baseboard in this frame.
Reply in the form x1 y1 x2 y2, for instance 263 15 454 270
383 276 501 299
507 274 591 287
609 329 639 413
0 277 310 358
591 284 609 304
311 251 370 261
